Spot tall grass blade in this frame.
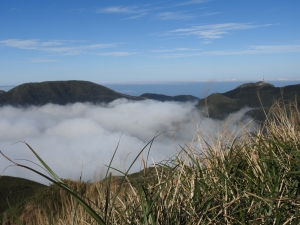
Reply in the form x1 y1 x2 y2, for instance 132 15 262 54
7 197 23 225
1 150 107 225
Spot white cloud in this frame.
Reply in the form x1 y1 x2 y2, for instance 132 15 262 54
167 23 276 43
150 49 173 53
177 0 213 6
201 40 212 44
150 48 201 53
169 23 257 40
155 44 300 58
0 39 117 55
31 58 57 63
96 5 149 19
96 4 199 21
175 47 202 51
205 44 300 55
156 11 194 20
94 51 137 57
158 52 201 58
0 100 254 184
98 6 134 13
200 12 221 16
0 39 64 50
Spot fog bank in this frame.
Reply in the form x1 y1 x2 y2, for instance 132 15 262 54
0 99 255 184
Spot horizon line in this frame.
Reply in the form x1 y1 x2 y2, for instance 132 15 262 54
0 78 300 87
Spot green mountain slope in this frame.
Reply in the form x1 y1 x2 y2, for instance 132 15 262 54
198 82 300 120
140 93 200 102
0 176 46 222
0 80 141 106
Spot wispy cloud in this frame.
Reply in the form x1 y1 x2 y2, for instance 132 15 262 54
150 49 173 53
167 23 273 41
94 51 137 57
150 47 203 58
200 12 221 16
177 0 213 6
156 11 194 20
10 8 22 12
96 5 149 19
31 58 57 63
96 4 201 21
150 47 201 53
201 40 212 44
70 8 88 14
97 6 138 13
0 39 117 55
157 52 201 58
0 39 64 49
156 44 300 58
205 45 300 56
176 47 201 51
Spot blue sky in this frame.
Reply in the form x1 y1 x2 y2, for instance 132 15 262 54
0 0 299 85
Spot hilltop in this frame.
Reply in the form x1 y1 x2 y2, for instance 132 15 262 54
0 80 141 106
0 176 47 222
197 81 300 120
0 80 199 107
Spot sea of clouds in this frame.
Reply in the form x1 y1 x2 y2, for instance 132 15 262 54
0 99 255 185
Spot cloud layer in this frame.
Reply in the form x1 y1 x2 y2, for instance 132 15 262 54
0 99 254 184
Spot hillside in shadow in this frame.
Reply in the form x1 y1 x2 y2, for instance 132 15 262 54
197 81 300 120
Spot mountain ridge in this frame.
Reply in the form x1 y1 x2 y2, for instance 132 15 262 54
0 80 200 107
0 80 142 106
0 80 299 121
205 82 300 119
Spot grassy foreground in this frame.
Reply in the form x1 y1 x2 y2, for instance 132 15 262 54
1 99 300 224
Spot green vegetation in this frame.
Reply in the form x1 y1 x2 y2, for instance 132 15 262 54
1 99 300 224
140 93 200 102
197 93 240 119
198 83 300 119
235 81 274 89
0 80 141 106
0 176 46 223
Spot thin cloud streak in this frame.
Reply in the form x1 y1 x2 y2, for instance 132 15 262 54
167 23 275 41
97 6 143 14
96 5 149 19
200 12 222 16
31 58 57 63
150 47 201 53
206 45 300 55
176 0 213 6
156 44 300 58
0 39 118 55
156 11 194 20
96 3 206 21
94 51 137 57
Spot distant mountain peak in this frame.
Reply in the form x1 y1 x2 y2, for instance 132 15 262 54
235 81 274 89
0 80 141 107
